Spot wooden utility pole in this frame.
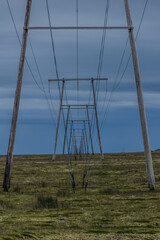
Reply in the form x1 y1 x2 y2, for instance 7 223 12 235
124 0 155 190
63 106 70 154
86 106 94 155
3 0 32 192
52 80 65 160
49 78 106 160
91 79 104 160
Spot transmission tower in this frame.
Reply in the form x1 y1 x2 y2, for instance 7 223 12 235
3 0 155 192
49 78 105 161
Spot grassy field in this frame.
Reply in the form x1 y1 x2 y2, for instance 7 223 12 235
0 152 160 240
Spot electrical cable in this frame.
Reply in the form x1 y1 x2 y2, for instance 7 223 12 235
6 0 72 164
88 0 110 105
76 0 79 91
95 0 149 150
67 123 76 193
28 36 58 124
89 0 110 147
6 0 44 93
6 0 69 153
76 0 79 120
45 0 70 116
96 0 110 100
46 0 72 155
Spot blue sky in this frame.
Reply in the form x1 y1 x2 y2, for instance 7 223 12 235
0 0 159 155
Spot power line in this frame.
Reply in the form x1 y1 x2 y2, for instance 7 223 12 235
95 0 149 149
7 0 149 163
99 36 129 120
45 1 76 174
45 0 59 83
28 36 58 124
45 0 69 132
113 0 149 91
76 0 79 90
89 0 110 145
6 0 60 127
6 0 68 155
96 0 110 100
45 0 70 107
87 0 110 107
6 0 44 93
45 1 77 167
76 0 79 121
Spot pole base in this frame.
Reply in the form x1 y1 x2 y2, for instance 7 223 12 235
101 154 104 160
3 186 9 192
149 183 155 191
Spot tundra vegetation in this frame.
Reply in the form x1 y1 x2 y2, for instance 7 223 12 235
0 152 160 240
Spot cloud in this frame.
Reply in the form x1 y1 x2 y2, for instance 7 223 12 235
98 91 160 109
0 86 159 123
0 0 160 154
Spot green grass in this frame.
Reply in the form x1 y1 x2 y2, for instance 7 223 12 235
0 152 160 239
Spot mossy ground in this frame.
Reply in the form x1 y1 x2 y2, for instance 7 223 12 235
0 152 160 239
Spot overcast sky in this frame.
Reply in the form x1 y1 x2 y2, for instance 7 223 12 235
0 0 159 155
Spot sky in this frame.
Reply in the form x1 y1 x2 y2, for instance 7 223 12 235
0 0 159 155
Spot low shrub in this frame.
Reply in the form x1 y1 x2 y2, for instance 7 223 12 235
35 195 58 209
